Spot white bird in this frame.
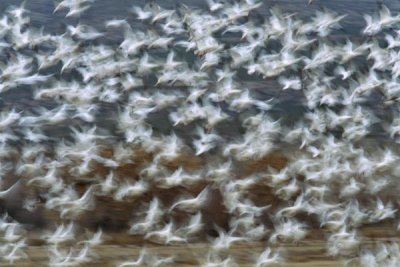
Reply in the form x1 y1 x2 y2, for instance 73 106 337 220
8 1 28 22
97 171 118 194
79 228 104 247
192 127 221 156
67 24 103 40
385 33 400 49
151 7 175 24
105 18 129 28
211 224 249 251
73 104 98 123
122 73 143 90
276 194 307 218
0 131 19 144
129 198 164 235
177 212 204 237
201 251 238 267
235 198 270 217
144 222 186 244
334 65 353 80
22 127 49 143
2 239 27 264
28 164 58 187
327 226 359 256
169 186 210 213
312 10 346 37
379 5 400 28
270 219 308 243
375 149 397 171
163 51 184 70
175 40 197 52
73 245 92 265
267 166 291 185
37 104 70 125
201 253 237 267
340 39 368 63
131 5 153 21
150 255 175 267
340 178 363 198
114 179 149 201
48 246 74 267
15 73 53 85
206 160 233 184
118 248 148 267
119 30 148 56
134 204 157 229
363 13 382 35
70 126 107 144
137 53 159 75
55 0 94 17
43 223 75 244
255 247 283 267
0 109 21 130
229 44 257 68
206 0 224 12
60 186 95 218
4 223 24 242
275 179 300 200
366 177 389 195
157 167 187 189
369 198 397 223
278 76 302 90
229 89 256 111
160 14 186 35
304 43 338 70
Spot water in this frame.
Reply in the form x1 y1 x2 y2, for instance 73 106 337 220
0 0 398 145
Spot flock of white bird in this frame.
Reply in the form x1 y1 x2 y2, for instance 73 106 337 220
0 0 399 266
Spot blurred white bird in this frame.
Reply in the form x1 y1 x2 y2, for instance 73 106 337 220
170 186 210 213
211 224 249 251
144 222 187 244
255 247 284 267
278 76 302 90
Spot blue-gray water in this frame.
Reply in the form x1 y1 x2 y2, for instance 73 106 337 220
0 0 397 146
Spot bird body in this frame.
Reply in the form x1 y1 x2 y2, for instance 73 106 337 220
144 222 186 244
170 186 210 213
211 225 249 251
